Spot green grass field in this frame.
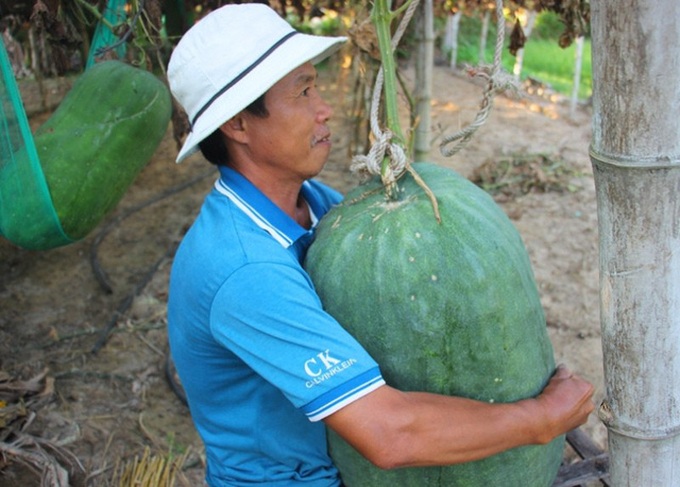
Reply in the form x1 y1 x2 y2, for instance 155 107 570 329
511 37 592 99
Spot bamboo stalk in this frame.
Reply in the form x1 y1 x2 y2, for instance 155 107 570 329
413 0 434 161
590 1 680 484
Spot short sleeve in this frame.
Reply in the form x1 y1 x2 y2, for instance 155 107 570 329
210 261 385 421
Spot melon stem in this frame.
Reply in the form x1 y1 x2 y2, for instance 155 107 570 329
370 0 406 147
371 0 441 222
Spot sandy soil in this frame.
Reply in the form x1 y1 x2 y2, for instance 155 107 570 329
0 61 606 486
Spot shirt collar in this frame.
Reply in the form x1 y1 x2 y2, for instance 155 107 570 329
215 166 317 248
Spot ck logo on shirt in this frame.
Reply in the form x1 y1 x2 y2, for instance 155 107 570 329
304 349 357 388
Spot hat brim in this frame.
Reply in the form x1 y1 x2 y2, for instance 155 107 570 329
175 34 346 163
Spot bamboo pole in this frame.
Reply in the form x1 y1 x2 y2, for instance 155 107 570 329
413 0 433 161
479 9 490 63
568 36 584 120
511 9 536 81
442 12 461 70
590 1 680 484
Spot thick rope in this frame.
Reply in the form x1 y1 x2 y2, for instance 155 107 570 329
350 128 408 186
439 0 518 158
350 0 421 185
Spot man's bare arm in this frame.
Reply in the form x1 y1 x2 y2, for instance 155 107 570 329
324 365 594 470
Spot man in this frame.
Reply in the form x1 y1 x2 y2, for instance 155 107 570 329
166 4 594 486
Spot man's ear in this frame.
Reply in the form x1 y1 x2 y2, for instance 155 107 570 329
219 114 248 143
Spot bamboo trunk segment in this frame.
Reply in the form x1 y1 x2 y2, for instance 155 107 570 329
590 1 680 484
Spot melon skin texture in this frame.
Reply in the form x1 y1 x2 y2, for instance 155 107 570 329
304 162 563 486
35 60 172 243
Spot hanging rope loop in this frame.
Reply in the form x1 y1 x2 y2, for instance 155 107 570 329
439 0 518 158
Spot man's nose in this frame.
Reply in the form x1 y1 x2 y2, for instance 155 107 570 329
317 96 333 122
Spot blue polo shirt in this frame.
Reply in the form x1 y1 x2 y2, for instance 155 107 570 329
167 166 385 486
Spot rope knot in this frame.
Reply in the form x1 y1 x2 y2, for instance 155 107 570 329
351 129 407 185
465 64 519 96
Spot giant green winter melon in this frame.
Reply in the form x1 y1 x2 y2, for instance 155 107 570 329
304 162 564 486
37 60 172 240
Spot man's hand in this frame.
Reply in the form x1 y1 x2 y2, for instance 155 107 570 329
528 365 596 444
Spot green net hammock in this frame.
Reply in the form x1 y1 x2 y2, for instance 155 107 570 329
86 0 128 68
0 39 72 250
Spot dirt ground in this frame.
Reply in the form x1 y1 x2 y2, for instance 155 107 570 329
0 61 606 486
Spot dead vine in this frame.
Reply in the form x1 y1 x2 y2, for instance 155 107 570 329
0 368 83 486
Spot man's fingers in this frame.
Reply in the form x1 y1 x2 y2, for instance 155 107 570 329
554 364 573 379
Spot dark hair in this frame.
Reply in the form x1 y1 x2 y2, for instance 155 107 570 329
198 92 269 166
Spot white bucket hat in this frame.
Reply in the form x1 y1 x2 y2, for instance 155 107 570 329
168 3 347 163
